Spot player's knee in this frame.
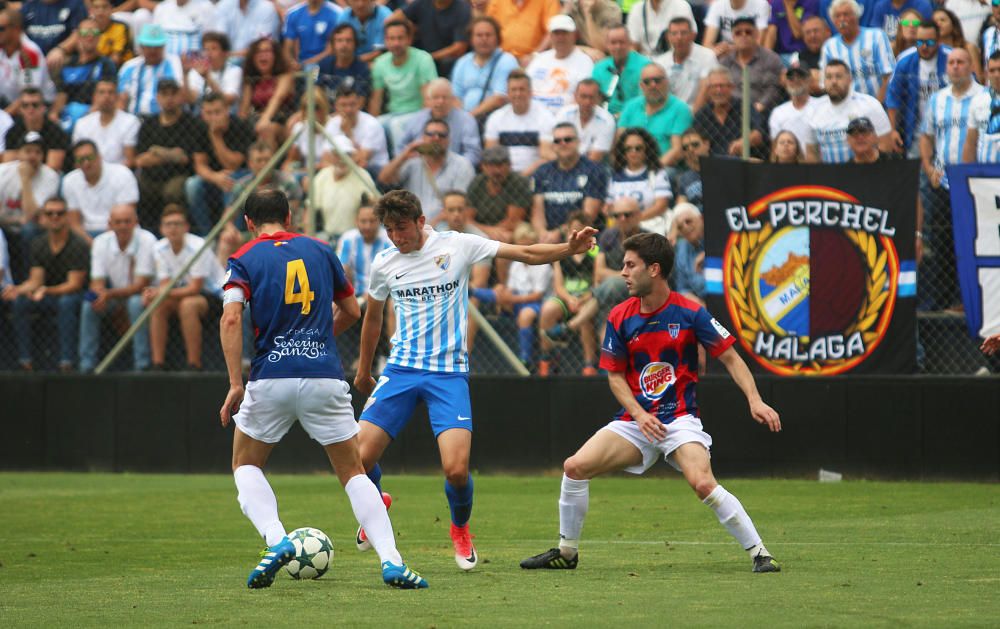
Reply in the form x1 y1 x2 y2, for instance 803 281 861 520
443 465 469 487
563 456 590 481
691 477 718 500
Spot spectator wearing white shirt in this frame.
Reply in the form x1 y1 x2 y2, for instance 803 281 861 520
143 205 221 371
331 85 389 178
72 79 140 169
63 140 140 242
768 66 819 152
78 205 156 373
484 69 556 176
286 87 344 173
626 0 698 57
0 133 60 250
964 50 1000 164
215 0 282 56
185 32 243 111
526 16 595 116
655 17 718 109
0 9 55 108
153 0 217 58
703 0 772 56
555 78 616 163
805 60 894 162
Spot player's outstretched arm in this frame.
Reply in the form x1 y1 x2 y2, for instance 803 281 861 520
717 347 781 433
219 302 245 427
495 226 598 265
353 296 386 396
981 333 1000 356
332 295 361 336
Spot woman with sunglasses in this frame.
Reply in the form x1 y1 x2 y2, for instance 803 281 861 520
239 37 296 146
605 128 672 235
892 9 924 58
934 8 984 78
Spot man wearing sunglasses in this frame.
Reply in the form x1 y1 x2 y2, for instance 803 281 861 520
886 19 949 157
531 122 607 243
619 63 692 167
50 19 117 133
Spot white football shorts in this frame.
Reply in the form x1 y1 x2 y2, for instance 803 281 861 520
600 414 713 474
233 378 359 446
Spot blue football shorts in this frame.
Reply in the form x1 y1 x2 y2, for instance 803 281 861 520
359 364 472 438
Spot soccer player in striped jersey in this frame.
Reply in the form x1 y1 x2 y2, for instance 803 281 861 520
520 233 783 573
353 189 596 571
964 51 1000 164
821 0 895 101
219 189 427 590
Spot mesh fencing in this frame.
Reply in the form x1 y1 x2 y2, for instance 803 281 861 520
0 69 994 376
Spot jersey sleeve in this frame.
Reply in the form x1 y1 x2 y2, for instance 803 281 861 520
327 246 355 301
598 314 628 372
693 306 736 357
367 254 390 301
223 256 251 300
457 231 500 265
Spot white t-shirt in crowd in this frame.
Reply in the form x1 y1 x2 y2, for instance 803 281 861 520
769 97 819 152
626 0 698 56
555 104 616 155
72 110 141 166
805 90 892 163
0 109 13 152
91 228 158 290
704 0 771 43
291 118 345 162
526 48 595 115
507 260 552 297
186 64 244 103
154 232 221 290
0 160 60 224
330 111 389 171
656 43 718 107
62 163 140 233
484 102 556 173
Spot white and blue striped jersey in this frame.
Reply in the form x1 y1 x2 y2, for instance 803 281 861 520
982 26 1000 68
820 28 895 98
117 55 185 116
805 90 892 163
335 228 392 297
922 82 984 185
968 87 1000 163
153 0 216 57
368 230 500 373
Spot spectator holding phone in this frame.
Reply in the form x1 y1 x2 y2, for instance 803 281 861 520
185 33 243 110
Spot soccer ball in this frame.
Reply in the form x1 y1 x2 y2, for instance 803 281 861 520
284 527 334 580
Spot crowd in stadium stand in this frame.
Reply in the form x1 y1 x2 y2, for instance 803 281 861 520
0 0 995 374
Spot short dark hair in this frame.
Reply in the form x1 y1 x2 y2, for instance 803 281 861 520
71 139 99 156
576 77 601 93
161 203 188 221
508 68 530 86
202 31 231 51
623 232 674 278
244 188 290 225
824 58 850 73
917 19 939 36
553 121 578 135
469 16 502 46
384 19 411 37
20 86 42 99
332 22 357 44
443 189 467 204
202 92 227 107
424 117 450 134
990 50 1000 63
248 139 275 155
375 189 423 223
43 196 67 210
668 16 693 29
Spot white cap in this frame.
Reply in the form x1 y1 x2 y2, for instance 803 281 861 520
548 14 576 33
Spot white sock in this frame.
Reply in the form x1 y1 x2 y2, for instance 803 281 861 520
345 474 403 566
558 475 589 557
702 485 763 554
234 465 286 547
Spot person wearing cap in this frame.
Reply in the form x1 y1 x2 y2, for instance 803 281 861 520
50 19 117 132
312 130 379 240
703 0 771 56
0 9 56 108
0 131 60 248
187 91 253 235
554 78 616 163
22 0 87 70
820 0 895 102
654 17 715 110
134 77 209 228
214 0 281 57
886 20 950 157
391 0 471 78
3 87 69 171
117 24 184 116
764 0 819 62
466 145 533 242
396 78 482 166
526 15 595 116
845 116 893 161
229 141 303 233
62 139 139 243
719 18 785 115
487 0 561 64
331 85 389 177
768 65 819 153
620 63 693 166
450 16 519 121
626 0 698 57
592 25 650 116
805 59 893 162
368 20 438 151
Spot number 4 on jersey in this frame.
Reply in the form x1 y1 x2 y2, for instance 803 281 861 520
285 259 315 314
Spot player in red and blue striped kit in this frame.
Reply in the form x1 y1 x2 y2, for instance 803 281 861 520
521 233 783 573
219 189 427 590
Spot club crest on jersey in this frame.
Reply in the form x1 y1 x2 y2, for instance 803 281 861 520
668 323 680 338
434 254 451 270
639 362 676 400
577 175 588 188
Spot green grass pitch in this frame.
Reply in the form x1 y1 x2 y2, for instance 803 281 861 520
1 473 997 628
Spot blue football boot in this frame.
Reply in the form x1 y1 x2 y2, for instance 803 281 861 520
247 536 296 589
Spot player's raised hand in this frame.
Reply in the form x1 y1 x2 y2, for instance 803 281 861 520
750 399 781 432
354 372 376 396
634 409 667 443
220 384 245 427
566 226 598 254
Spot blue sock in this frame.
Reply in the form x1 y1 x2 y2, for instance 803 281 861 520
518 327 534 362
444 474 474 526
470 288 496 304
367 463 383 494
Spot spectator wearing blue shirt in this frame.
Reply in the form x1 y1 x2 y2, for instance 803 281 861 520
765 0 820 58
283 0 342 69
886 23 950 157
22 0 87 69
451 16 518 121
396 78 482 165
318 23 373 99
336 204 392 298
52 19 117 132
338 0 393 64
867 0 933 42
215 0 281 56
531 122 607 242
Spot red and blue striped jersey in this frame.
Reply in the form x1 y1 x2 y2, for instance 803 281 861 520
599 292 736 425
224 231 354 382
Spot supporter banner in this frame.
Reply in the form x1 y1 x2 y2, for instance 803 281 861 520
945 164 1000 340
702 159 918 376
